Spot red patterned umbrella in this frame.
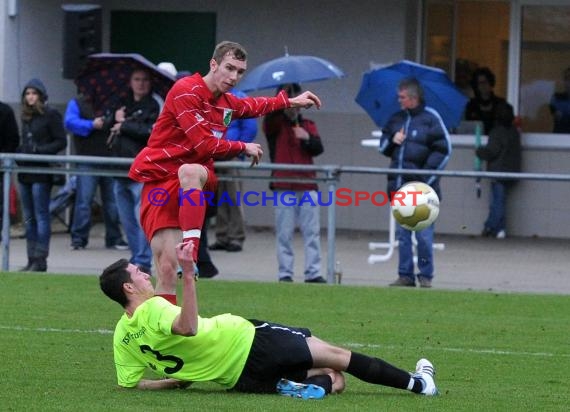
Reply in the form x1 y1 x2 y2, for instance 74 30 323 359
74 53 176 115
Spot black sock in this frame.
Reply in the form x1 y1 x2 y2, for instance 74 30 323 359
345 352 410 389
411 378 424 394
303 375 333 394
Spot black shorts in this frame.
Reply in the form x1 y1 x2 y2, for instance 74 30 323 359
232 319 313 393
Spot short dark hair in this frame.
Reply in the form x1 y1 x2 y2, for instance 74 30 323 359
398 78 424 103
471 67 496 89
212 41 247 64
100 259 131 308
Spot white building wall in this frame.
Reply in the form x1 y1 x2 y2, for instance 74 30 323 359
1 0 413 108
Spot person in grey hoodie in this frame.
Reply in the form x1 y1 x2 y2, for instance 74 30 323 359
17 78 67 272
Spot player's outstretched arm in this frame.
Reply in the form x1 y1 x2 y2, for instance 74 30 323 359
289 91 322 110
136 378 193 390
171 242 199 336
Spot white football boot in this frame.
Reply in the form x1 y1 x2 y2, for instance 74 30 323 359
412 358 439 396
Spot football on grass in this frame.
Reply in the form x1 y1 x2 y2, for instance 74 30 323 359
391 181 440 231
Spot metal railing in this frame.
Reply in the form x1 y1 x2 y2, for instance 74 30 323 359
3 153 570 282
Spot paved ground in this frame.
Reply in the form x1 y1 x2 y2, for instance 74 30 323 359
6 222 569 294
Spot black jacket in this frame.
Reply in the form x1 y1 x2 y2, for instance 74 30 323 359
465 93 507 135
17 106 67 184
380 104 451 200
0 101 19 153
108 92 159 163
476 124 521 183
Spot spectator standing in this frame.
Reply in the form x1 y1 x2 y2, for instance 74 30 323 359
64 94 127 251
128 41 321 305
476 102 521 239
209 88 258 253
549 66 570 133
0 100 20 231
263 83 325 283
108 68 159 275
465 67 506 134
17 78 67 271
379 78 451 288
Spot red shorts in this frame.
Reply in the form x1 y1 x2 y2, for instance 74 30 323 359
140 170 218 241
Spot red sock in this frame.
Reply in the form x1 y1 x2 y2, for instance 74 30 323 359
179 189 206 262
156 293 177 305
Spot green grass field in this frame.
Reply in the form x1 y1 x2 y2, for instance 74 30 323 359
1 273 568 411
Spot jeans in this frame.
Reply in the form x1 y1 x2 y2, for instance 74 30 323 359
70 164 123 247
113 177 152 269
19 182 52 259
484 181 506 234
215 168 245 246
274 190 321 280
397 223 434 280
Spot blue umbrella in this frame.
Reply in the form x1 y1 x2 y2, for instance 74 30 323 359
237 53 345 92
355 60 468 130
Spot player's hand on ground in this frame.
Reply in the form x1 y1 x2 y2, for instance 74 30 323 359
244 142 263 167
176 242 196 277
289 91 322 110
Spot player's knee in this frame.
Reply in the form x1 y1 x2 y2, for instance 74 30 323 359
155 256 178 288
178 164 206 190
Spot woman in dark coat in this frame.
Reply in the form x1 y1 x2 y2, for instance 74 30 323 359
17 78 67 271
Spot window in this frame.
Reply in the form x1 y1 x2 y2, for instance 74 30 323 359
424 0 510 101
519 5 570 132
424 1 570 133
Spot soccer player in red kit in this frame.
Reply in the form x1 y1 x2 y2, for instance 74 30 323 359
129 41 321 304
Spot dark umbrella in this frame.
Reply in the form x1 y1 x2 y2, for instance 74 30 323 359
237 53 345 92
355 60 468 130
74 53 176 115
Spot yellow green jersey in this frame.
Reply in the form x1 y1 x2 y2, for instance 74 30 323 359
113 296 255 388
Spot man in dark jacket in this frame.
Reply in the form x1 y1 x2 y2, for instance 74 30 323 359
263 83 325 283
476 102 521 239
0 100 20 232
108 68 159 274
380 78 451 288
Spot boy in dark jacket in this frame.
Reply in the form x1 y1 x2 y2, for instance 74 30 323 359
476 102 521 239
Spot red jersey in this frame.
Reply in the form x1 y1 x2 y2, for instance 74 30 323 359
129 73 290 182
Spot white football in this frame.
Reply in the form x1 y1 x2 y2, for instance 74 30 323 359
391 181 440 231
